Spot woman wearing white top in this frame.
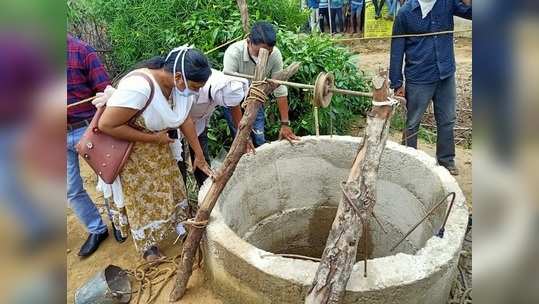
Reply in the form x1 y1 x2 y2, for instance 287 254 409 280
179 69 250 187
97 46 212 261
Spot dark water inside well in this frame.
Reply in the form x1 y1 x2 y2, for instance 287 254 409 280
242 205 419 260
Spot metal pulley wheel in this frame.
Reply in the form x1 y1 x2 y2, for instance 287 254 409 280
313 72 335 108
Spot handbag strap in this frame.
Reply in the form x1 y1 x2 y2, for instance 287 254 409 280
125 71 156 124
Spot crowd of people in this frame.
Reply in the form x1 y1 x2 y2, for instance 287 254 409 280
67 21 297 261
67 0 472 263
307 0 407 35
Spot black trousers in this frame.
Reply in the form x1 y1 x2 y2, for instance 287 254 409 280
372 0 384 17
330 7 344 33
319 7 330 32
178 129 211 188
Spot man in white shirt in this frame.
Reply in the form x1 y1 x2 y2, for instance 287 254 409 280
180 69 249 186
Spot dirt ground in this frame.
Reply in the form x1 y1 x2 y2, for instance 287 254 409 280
67 38 472 303
66 161 223 304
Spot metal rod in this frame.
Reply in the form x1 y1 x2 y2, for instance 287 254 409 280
436 192 458 238
332 87 373 98
390 192 456 252
363 220 368 278
314 106 320 136
224 71 373 98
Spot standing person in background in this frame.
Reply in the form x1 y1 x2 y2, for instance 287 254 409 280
372 0 384 19
307 0 321 33
343 0 352 33
385 0 404 20
318 0 330 33
222 21 299 147
67 34 124 258
350 0 365 35
389 0 472 176
330 0 345 33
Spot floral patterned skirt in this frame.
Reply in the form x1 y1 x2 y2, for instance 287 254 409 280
109 128 187 255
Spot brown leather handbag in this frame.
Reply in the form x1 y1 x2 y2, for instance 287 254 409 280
76 72 155 184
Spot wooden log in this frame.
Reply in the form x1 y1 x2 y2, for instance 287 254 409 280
236 0 250 34
169 49 300 302
305 71 396 304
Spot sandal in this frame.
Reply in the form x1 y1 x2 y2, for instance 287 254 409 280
143 245 165 262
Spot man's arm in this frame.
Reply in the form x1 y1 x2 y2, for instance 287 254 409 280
223 47 240 73
230 105 243 128
453 0 472 20
230 105 256 153
269 49 290 123
85 48 111 93
389 11 406 93
270 50 299 143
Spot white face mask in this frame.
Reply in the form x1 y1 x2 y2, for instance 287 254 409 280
166 46 200 102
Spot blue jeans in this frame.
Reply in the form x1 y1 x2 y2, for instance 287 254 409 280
351 1 364 32
385 0 398 17
67 126 107 234
222 106 266 147
0 128 51 239
330 7 344 33
404 75 456 167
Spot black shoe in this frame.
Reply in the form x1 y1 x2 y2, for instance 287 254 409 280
78 230 108 258
112 223 127 243
441 164 460 176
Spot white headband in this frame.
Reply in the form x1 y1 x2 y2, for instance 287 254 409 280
165 45 194 81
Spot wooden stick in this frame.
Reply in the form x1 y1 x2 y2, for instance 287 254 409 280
224 71 373 98
236 0 250 34
168 49 301 302
206 35 244 54
305 71 396 304
334 29 473 42
66 95 98 109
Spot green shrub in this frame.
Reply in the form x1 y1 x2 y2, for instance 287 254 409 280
68 0 370 158
68 0 308 75
207 31 371 156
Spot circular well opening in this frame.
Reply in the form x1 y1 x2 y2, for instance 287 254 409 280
218 138 447 261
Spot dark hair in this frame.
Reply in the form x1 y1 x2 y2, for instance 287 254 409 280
136 48 211 82
250 21 277 47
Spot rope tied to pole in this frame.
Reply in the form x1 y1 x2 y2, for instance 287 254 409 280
172 218 209 246
183 218 209 229
242 80 268 108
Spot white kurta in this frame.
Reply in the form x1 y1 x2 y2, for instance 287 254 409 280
189 69 249 135
97 68 193 207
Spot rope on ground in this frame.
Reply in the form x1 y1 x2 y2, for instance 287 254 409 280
125 251 204 304
333 29 472 42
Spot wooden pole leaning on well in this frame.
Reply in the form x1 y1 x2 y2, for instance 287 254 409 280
305 71 397 304
169 49 301 302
